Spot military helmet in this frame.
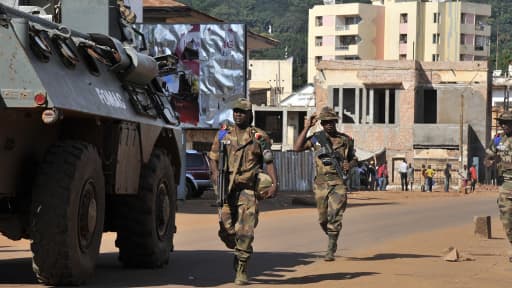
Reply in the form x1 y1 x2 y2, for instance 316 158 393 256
497 111 512 122
255 172 272 198
317 106 338 121
232 98 252 111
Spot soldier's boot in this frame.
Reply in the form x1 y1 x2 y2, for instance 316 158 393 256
234 259 249 285
324 234 338 262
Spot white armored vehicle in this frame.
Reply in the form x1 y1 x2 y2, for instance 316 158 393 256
0 0 183 285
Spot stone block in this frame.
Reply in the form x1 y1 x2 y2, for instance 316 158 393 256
473 216 491 239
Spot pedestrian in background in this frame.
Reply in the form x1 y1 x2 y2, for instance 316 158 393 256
458 164 468 194
425 165 435 192
368 160 377 191
485 111 512 263
399 159 408 191
469 163 477 192
407 163 414 191
378 161 388 191
209 98 278 285
294 106 355 262
444 163 451 192
421 164 427 192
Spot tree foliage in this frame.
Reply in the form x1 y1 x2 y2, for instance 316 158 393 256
179 0 512 89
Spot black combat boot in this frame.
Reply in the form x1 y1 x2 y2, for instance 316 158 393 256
234 259 249 285
324 234 338 261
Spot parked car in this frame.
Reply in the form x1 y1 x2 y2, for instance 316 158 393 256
185 150 213 198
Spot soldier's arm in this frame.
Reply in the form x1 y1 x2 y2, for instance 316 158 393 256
294 114 317 152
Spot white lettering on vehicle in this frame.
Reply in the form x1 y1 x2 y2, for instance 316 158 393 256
95 88 127 109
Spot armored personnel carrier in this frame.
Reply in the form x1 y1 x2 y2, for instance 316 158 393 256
0 0 182 285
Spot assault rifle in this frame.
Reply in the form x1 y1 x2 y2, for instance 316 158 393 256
216 141 228 207
315 131 347 181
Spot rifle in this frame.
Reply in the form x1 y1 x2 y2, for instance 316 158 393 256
315 131 347 181
216 140 236 249
216 140 228 207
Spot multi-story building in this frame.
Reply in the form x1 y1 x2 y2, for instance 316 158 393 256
308 0 491 83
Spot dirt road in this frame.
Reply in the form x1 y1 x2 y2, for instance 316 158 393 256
0 189 510 287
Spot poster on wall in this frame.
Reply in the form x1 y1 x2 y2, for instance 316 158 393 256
135 23 246 127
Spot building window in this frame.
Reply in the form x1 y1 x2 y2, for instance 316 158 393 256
433 12 440 23
432 54 439 61
432 33 440 44
400 34 407 44
331 87 396 125
315 16 323 27
315 56 322 65
399 54 407 60
315 36 323 47
415 88 437 124
400 13 408 24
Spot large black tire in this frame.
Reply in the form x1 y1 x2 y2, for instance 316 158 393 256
114 149 177 268
30 141 105 285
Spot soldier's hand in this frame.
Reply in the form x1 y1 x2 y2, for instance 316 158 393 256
260 185 277 199
305 114 317 128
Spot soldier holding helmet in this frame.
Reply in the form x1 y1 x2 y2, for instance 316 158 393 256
486 111 512 263
293 106 355 261
208 98 278 285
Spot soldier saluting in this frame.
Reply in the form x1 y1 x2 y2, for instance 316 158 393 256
208 98 278 285
486 111 512 263
293 106 355 261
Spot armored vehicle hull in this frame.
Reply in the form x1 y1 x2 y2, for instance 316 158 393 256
0 1 183 285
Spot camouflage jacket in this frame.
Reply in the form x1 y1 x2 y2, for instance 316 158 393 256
304 131 355 185
209 124 272 192
486 132 512 190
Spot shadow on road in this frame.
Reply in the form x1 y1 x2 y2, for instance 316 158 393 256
0 257 37 284
345 253 438 261
252 271 378 285
0 250 332 287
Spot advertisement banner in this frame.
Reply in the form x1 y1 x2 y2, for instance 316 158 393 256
136 23 246 127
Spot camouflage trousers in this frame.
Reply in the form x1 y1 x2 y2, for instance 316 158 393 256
313 182 348 237
498 190 512 247
218 189 259 262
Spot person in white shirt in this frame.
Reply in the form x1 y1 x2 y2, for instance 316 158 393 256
399 159 408 191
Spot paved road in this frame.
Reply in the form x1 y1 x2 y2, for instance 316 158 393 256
0 193 499 287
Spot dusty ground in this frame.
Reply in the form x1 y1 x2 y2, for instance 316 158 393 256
0 185 510 287
260 185 512 288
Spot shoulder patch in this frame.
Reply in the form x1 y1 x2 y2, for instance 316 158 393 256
218 125 230 141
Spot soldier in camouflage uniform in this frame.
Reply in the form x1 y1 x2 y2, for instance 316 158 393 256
209 98 278 285
293 106 355 261
486 111 512 263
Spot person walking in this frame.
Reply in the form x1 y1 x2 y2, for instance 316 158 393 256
469 163 477 192
209 98 278 285
458 164 469 194
421 164 427 192
486 111 512 263
378 161 388 191
294 106 355 261
399 159 408 191
444 163 452 192
368 160 377 191
407 163 414 191
425 165 435 192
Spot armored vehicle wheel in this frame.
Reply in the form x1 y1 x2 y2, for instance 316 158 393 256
114 149 176 268
30 141 105 285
